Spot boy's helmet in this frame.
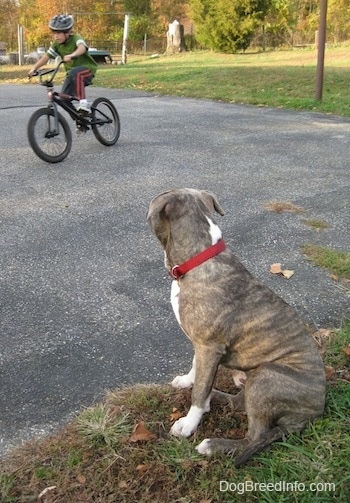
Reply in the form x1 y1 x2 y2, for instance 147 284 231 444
49 14 74 32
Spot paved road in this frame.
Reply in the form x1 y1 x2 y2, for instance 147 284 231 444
0 83 349 455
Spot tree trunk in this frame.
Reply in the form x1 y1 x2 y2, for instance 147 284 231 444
166 20 186 54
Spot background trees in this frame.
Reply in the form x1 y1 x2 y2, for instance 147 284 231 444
1 0 350 54
189 0 273 52
0 0 19 49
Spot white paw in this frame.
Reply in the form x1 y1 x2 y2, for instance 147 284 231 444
170 405 204 437
171 374 194 389
196 439 214 456
170 416 196 437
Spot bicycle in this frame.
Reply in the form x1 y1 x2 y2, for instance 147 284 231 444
27 59 121 163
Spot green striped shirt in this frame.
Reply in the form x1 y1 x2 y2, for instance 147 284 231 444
47 34 98 76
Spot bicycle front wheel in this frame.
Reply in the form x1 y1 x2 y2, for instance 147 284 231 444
27 108 72 163
91 97 120 146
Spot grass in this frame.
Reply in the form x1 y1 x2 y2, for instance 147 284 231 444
0 322 349 502
302 219 331 231
302 244 350 281
1 44 350 116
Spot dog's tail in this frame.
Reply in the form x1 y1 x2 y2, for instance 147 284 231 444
234 426 287 467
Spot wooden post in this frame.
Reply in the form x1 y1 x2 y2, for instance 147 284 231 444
315 0 328 101
18 25 24 65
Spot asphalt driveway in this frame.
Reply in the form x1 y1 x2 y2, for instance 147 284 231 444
0 84 349 455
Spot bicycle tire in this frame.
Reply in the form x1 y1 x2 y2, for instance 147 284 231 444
91 97 120 146
27 108 72 163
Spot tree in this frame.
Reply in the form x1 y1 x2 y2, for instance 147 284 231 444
190 0 273 52
19 0 124 49
0 0 19 50
327 0 350 43
151 0 189 27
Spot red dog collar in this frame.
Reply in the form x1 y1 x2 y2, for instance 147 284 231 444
169 239 226 280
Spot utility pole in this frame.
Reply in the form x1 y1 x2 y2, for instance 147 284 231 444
315 0 328 101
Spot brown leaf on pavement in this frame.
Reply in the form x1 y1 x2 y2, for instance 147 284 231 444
270 263 283 274
270 263 294 279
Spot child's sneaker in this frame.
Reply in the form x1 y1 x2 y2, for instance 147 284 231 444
77 102 91 114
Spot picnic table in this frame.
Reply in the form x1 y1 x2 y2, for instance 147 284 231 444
88 49 113 64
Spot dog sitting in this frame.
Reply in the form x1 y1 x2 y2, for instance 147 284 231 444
147 188 326 466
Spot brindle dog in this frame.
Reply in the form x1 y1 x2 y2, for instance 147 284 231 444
147 188 326 466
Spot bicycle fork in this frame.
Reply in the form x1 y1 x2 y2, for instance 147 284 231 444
45 90 61 137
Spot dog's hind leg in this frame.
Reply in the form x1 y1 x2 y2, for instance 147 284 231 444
196 437 248 457
211 389 246 412
196 425 286 465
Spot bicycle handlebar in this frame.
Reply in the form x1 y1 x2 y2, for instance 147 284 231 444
31 56 78 84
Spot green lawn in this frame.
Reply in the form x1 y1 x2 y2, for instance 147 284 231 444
1 45 350 116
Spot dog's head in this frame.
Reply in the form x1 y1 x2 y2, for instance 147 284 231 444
146 188 224 257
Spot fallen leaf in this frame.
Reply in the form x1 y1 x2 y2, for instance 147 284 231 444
76 474 86 484
281 269 294 279
129 421 157 443
270 263 294 279
136 464 148 472
325 366 336 380
342 346 350 357
330 274 339 282
312 328 332 347
38 486 57 499
118 481 128 489
170 407 184 422
270 263 283 274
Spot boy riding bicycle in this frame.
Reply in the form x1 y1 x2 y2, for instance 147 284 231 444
28 14 97 114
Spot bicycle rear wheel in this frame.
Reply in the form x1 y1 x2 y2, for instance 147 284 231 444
27 108 72 163
91 97 120 146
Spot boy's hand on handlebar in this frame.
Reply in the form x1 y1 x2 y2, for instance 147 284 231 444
28 68 37 78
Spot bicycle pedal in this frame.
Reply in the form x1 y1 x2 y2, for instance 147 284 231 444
76 125 87 136
78 109 91 117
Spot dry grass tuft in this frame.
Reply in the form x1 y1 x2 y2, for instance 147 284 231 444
264 200 305 214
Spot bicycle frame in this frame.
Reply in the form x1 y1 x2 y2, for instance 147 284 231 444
35 61 112 133
28 60 120 162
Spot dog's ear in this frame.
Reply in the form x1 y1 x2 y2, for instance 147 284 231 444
146 191 178 221
200 190 225 216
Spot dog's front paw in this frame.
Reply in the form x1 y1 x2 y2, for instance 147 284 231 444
170 416 196 437
196 439 214 456
171 374 194 389
170 406 204 437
